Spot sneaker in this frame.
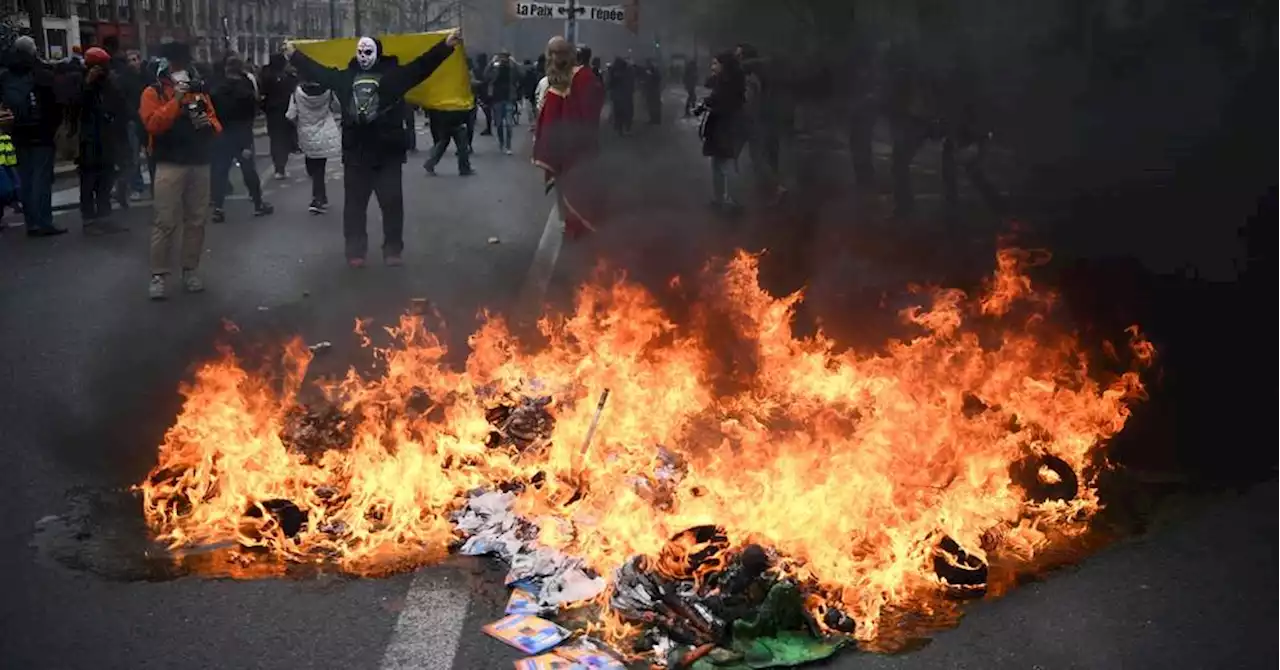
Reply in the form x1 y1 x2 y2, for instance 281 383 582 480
273 171 289 180
211 208 226 223
347 257 366 269
318 199 329 211
149 274 167 300
254 202 275 217
182 270 204 293
384 255 403 267
424 163 437 176
459 169 477 177
503 148 513 156
308 200 323 215
27 226 68 237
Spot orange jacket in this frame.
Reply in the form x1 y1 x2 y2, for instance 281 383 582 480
139 79 222 151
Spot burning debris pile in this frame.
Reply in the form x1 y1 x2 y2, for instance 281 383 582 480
139 249 1154 665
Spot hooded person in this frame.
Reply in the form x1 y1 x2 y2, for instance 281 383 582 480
285 77 342 213
286 30 461 267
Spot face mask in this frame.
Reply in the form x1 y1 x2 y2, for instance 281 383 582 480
356 37 378 70
170 70 190 84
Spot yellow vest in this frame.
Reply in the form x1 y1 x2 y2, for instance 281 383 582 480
0 133 15 167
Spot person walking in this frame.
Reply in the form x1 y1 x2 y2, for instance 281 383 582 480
1 36 66 237
484 50 520 155
286 30 461 268
209 54 273 222
533 36 605 239
697 52 746 212
260 53 297 179
423 105 474 177
140 42 222 299
285 77 342 214
77 46 129 234
606 57 634 136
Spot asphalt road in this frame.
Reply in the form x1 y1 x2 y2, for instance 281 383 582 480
0 105 1274 670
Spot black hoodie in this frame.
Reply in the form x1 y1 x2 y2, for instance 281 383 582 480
289 38 455 167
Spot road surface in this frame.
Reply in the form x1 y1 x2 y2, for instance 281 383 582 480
0 103 1273 670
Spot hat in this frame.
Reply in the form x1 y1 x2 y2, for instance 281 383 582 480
84 47 110 66
13 36 37 56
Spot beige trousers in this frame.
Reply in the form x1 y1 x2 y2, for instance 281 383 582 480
149 163 210 275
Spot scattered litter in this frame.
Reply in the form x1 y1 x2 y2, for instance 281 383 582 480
556 642 627 669
308 341 332 353
257 306 270 311
488 236 501 244
507 587 543 615
302 290 311 298
483 614 570 654
513 653 577 670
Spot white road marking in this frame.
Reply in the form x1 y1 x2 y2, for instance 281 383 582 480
378 570 470 670
517 198 565 317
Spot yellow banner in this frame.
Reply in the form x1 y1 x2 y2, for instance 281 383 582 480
293 30 474 111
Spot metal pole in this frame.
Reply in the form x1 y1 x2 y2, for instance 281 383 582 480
329 0 337 37
354 0 362 36
566 0 577 44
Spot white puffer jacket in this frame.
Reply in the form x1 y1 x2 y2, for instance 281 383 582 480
285 84 341 160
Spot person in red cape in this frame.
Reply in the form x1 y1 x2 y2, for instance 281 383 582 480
532 37 605 239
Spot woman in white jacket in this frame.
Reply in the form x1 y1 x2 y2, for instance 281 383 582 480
285 79 342 214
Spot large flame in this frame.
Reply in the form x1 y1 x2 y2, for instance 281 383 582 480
140 248 1151 645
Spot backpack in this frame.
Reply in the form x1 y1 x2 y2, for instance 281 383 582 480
348 73 383 124
0 71 40 127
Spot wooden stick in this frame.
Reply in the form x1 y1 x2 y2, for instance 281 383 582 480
577 389 611 462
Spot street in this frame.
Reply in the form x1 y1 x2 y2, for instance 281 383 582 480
0 104 1274 670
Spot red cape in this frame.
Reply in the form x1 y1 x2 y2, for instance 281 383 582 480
532 66 605 238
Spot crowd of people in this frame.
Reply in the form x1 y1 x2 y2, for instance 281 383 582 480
0 25 1002 301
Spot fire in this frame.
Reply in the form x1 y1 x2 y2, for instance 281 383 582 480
139 248 1152 645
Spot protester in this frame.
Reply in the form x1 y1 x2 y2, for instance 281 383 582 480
641 58 662 125
285 76 342 213
697 51 746 212
77 46 129 234
533 36 605 239
209 54 273 222
0 129 18 221
1 35 65 236
737 43 783 202
109 44 147 204
473 53 493 136
484 50 520 155
423 103 474 177
682 57 699 117
140 42 222 299
286 30 461 268
260 53 296 179
606 57 634 136
519 58 539 123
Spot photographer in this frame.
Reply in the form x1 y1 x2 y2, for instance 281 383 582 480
139 42 222 300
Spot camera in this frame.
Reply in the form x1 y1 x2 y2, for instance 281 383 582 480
691 100 708 116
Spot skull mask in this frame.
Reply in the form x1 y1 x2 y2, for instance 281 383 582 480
356 37 378 70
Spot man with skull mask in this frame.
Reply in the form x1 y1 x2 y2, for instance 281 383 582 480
285 30 461 268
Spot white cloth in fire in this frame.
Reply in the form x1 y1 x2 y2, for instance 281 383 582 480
453 490 606 608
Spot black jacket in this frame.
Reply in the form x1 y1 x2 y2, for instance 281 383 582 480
289 40 455 167
0 56 63 148
78 72 128 168
211 72 259 127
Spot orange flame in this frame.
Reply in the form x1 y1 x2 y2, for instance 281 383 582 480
139 248 1152 644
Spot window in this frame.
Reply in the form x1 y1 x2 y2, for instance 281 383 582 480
45 28 68 58
44 0 69 18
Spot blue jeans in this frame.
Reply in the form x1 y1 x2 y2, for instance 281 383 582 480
16 144 55 231
492 100 513 151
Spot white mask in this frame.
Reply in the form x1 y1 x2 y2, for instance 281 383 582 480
356 37 378 70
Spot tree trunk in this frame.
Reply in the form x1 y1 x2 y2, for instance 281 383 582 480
24 0 46 55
